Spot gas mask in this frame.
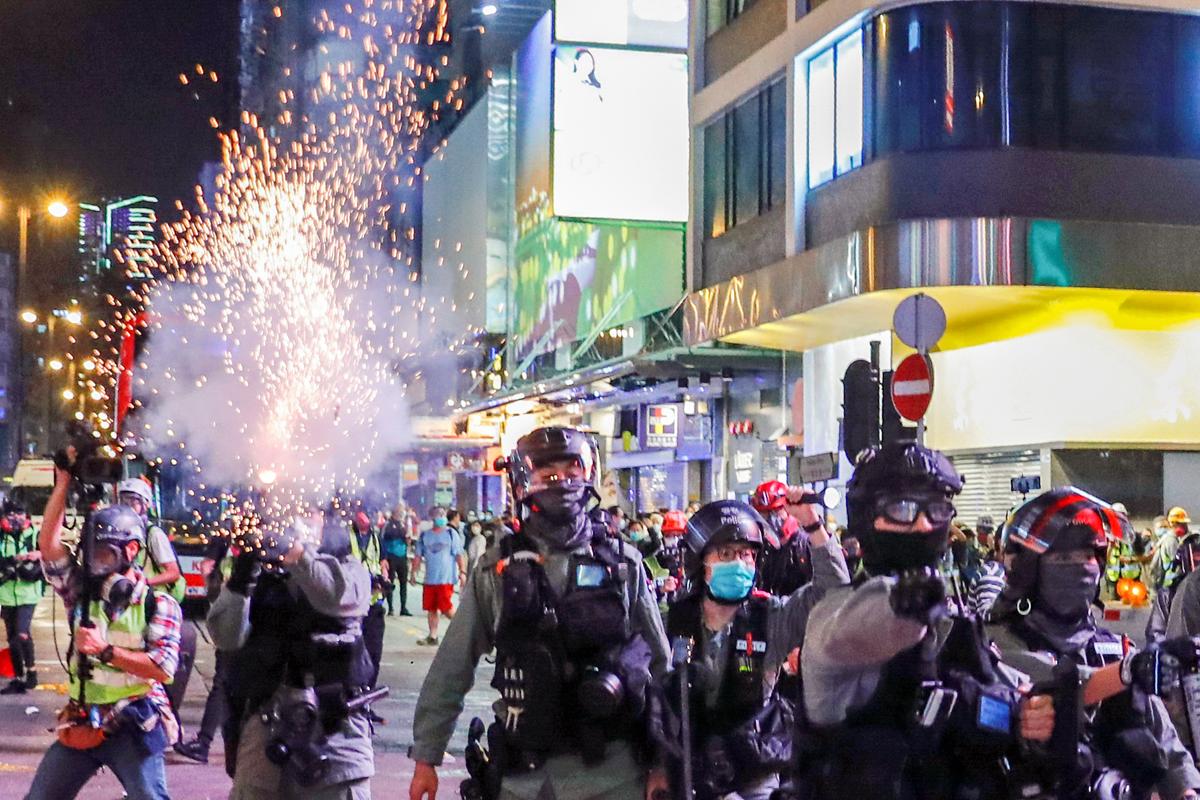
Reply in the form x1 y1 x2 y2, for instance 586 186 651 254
98 571 136 614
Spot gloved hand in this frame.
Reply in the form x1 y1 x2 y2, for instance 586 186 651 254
889 567 946 622
1121 645 1182 697
1161 636 1200 671
225 550 261 596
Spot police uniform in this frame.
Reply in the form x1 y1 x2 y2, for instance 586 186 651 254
209 543 375 800
657 534 848 800
410 526 670 800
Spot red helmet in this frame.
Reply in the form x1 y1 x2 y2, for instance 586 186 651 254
354 511 372 532
752 481 789 513
662 510 688 534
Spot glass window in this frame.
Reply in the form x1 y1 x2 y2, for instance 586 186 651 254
808 47 836 188
835 31 864 174
766 79 788 209
733 96 762 225
703 119 728 238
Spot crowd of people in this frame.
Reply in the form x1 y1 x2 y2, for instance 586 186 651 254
14 427 1200 799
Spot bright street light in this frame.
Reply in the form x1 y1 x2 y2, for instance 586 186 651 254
481 3 498 15
19 310 37 324
48 359 63 371
47 200 69 219
64 310 82 325
82 359 96 371
62 389 75 401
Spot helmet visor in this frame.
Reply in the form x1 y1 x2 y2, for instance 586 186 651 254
522 451 596 495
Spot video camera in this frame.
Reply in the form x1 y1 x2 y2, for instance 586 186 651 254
54 421 123 508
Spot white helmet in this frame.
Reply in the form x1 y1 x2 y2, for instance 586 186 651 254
117 478 153 507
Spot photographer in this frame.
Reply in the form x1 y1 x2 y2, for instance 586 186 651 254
0 504 41 694
25 457 181 800
209 506 377 799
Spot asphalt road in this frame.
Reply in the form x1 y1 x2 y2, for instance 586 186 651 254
0 584 494 799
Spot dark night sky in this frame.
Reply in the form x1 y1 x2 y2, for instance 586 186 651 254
0 1 241 210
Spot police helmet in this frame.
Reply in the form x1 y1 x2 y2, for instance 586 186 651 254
992 487 1124 618
683 500 766 575
500 426 600 503
846 443 961 529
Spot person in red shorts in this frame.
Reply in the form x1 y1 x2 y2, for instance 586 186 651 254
410 508 464 646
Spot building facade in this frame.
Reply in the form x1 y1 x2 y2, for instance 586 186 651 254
685 0 1200 524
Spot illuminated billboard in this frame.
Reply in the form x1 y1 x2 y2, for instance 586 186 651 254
552 45 688 222
515 13 553 232
555 0 688 49
512 220 683 359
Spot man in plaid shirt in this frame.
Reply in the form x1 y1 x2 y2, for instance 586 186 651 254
24 461 181 800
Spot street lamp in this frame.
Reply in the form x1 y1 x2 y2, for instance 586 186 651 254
64 310 82 325
19 310 37 325
48 359 63 372
46 200 69 219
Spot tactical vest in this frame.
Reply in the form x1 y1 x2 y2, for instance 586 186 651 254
806 613 1025 800
490 527 651 766
228 570 373 714
1008 620 1167 792
69 590 160 705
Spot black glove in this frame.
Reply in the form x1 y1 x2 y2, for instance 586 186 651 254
1121 645 1182 697
1161 636 1200 671
225 551 261 596
889 567 947 622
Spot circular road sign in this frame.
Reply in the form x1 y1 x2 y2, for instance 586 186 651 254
892 354 934 421
893 293 947 351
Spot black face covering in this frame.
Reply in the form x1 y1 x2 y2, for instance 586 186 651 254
527 485 589 525
1035 559 1100 623
522 508 590 551
860 528 947 575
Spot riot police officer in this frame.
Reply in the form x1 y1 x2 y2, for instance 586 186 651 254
989 488 1200 799
751 480 813 596
800 442 1057 800
208 508 378 799
408 426 670 800
648 498 848 800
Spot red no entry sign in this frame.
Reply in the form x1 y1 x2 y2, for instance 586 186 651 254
892 354 934 421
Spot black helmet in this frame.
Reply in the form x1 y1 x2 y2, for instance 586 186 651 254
846 443 963 574
683 500 767 575
501 426 600 505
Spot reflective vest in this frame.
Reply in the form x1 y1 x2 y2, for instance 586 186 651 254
350 529 383 602
69 591 161 705
0 529 41 607
138 526 186 603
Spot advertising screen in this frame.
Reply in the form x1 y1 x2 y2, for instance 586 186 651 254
515 13 553 232
511 219 683 359
552 46 688 222
555 0 688 49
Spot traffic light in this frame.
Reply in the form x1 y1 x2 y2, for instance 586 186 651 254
842 359 880 461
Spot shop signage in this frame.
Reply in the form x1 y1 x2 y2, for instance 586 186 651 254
645 404 679 448
799 452 839 484
892 354 934 421
401 461 420 485
448 452 466 471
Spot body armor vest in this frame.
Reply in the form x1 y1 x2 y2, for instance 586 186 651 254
491 525 650 765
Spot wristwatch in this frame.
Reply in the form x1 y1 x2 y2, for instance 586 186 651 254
98 644 115 664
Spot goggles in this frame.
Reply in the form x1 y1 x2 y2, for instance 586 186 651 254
874 494 956 526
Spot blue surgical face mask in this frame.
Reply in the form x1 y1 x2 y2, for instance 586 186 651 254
629 528 647 542
707 559 756 602
434 516 448 528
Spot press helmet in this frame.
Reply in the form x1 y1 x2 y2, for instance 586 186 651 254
751 480 789 514
682 500 767 576
661 510 688 535
117 478 154 508
83 504 146 577
845 442 963 574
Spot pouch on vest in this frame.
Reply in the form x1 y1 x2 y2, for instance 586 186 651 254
725 694 796 775
491 643 563 753
557 555 628 655
57 701 106 750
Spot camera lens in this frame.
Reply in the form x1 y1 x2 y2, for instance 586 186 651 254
577 668 624 718
265 739 290 766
